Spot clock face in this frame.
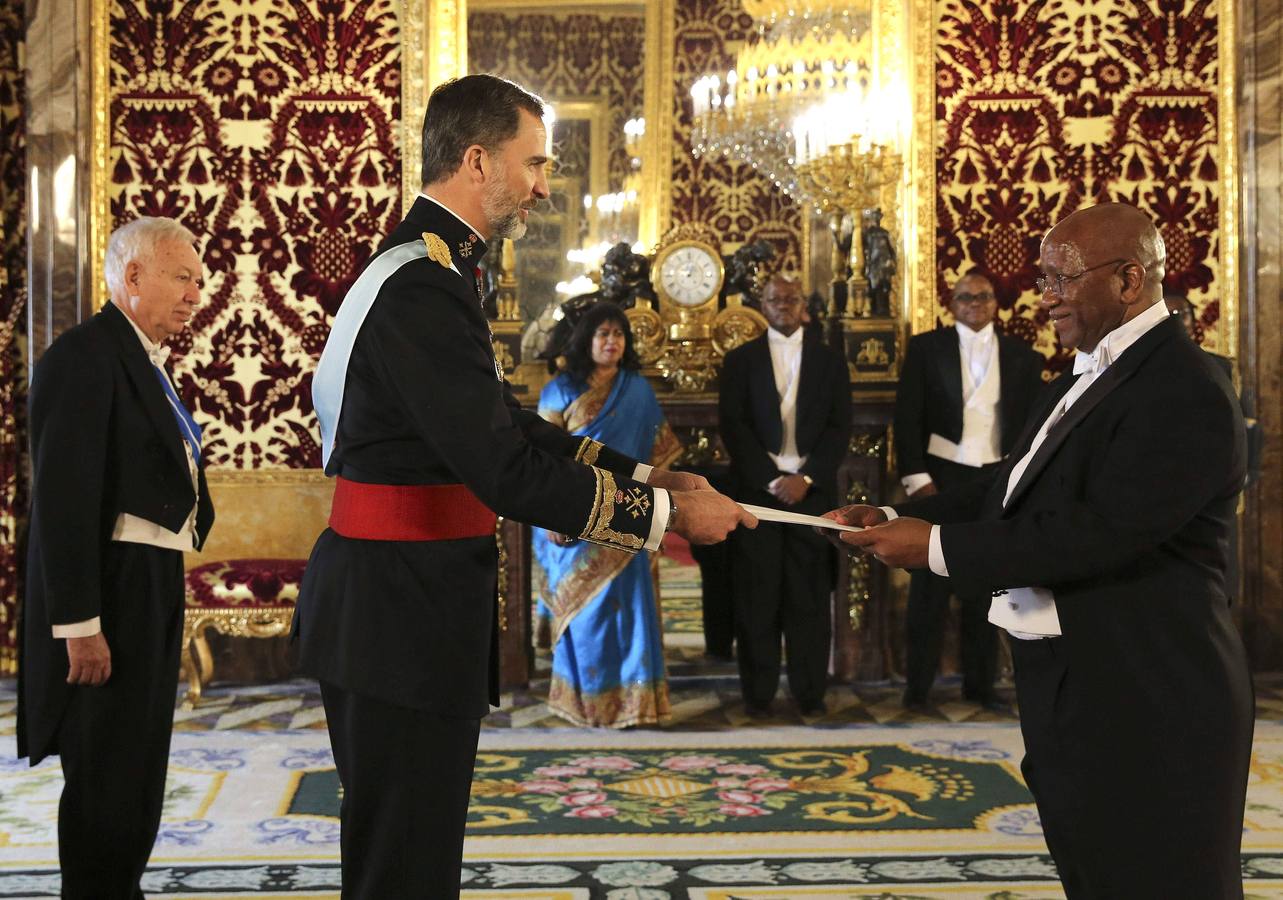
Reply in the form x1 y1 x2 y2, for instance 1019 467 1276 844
658 244 722 308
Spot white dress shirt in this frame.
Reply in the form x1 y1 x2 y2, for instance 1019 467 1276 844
922 299 1176 639
902 322 1002 495
766 327 807 483
53 314 202 639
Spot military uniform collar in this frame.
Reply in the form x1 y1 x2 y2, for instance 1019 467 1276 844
415 192 489 268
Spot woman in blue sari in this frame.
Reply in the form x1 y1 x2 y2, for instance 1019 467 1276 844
534 302 683 727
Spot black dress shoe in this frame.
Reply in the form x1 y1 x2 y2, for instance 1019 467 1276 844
965 691 1012 712
799 701 827 717
745 703 773 720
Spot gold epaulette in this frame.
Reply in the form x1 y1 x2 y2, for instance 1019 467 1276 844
422 232 453 269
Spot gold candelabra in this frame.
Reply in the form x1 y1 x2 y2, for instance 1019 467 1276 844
795 142 902 318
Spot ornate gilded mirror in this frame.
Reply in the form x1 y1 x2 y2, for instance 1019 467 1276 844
467 0 651 326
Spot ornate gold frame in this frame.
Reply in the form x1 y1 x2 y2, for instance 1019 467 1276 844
639 0 676 249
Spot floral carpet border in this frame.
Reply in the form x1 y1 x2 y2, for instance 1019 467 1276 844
3 855 1283 896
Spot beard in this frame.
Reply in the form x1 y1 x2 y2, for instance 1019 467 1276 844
482 172 528 241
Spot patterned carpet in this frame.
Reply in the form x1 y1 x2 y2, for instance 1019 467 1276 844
4 551 1283 898
4 681 1283 897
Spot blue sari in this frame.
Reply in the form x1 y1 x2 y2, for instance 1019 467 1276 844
534 369 681 727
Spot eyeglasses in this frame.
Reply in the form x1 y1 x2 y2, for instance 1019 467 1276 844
1035 258 1127 296
952 291 995 304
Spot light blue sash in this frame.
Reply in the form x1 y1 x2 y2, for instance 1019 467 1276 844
313 240 431 467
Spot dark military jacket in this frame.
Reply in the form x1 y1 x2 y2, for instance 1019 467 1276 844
295 196 658 716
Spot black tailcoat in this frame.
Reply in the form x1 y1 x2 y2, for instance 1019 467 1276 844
897 315 1252 897
718 332 851 710
20 302 214 763
893 325 1045 478
718 332 851 498
295 197 657 718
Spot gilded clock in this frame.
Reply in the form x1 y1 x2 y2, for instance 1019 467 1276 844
653 240 724 310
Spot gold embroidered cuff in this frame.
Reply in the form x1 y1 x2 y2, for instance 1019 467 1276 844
578 468 645 551
575 437 604 466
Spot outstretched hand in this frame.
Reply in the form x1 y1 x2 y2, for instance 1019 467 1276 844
815 504 887 551
671 489 757 545
647 469 712 493
839 517 933 570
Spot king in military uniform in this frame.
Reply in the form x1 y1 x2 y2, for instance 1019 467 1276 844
296 74 752 898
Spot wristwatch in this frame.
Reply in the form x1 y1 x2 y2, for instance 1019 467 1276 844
665 495 679 532
801 474 814 488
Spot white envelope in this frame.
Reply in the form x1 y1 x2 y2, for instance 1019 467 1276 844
740 504 865 533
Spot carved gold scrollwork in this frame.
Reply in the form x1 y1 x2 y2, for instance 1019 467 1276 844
180 606 296 707
846 479 871 631
657 341 718 393
626 302 667 365
711 304 769 355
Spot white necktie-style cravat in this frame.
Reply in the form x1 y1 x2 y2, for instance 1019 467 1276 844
147 344 171 368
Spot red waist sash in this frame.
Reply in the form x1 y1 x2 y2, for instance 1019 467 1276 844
329 477 497 541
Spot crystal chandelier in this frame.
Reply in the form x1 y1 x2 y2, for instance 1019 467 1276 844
690 0 908 211
690 0 910 315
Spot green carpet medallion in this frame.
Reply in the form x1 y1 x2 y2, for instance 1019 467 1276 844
286 744 1029 834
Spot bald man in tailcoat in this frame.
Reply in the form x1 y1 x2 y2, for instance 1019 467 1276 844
831 203 1252 898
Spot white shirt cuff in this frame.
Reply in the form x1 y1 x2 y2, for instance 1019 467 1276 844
928 525 950 577
901 472 934 495
767 475 783 491
53 617 101 639
633 463 653 483
643 488 670 552
880 506 898 521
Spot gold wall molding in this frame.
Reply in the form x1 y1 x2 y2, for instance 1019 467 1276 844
639 0 675 249
1217 0 1238 360
409 0 467 213
402 0 429 212
909 0 935 336
205 468 330 486
90 0 110 308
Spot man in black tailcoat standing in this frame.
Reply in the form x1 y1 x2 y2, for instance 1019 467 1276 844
21 216 215 898
894 269 1043 710
719 274 850 717
832 203 1252 899
295 74 753 898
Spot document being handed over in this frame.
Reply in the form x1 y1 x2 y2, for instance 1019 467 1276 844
740 504 865 533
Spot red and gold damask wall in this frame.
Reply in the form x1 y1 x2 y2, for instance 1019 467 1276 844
0 0 25 671
933 0 1230 368
108 0 403 469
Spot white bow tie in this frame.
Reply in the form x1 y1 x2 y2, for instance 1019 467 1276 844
1072 344 1112 376
147 344 171 368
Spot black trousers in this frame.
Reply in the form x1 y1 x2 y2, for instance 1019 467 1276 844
904 456 1000 703
731 489 833 710
1011 637 1248 899
689 539 734 658
56 543 184 900
684 465 736 658
321 682 481 899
